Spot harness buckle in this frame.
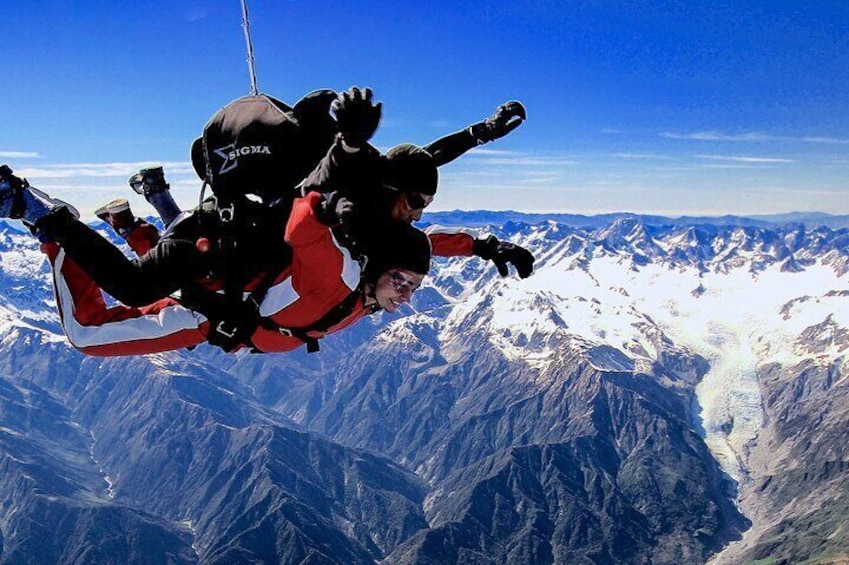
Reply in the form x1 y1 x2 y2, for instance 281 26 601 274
277 327 293 337
214 321 239 339
218 201 236 223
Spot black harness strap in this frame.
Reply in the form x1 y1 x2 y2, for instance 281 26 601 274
215 196 245 342
257 288 369 353
179 258 366 354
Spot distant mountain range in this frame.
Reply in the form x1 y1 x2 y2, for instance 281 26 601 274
423 210 849 229
0 213 846 564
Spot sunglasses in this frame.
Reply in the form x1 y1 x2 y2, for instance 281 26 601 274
383 183 432 212
389 271 421 293
405 193 430 210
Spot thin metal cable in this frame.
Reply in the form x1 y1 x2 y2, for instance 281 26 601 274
240 0 259 95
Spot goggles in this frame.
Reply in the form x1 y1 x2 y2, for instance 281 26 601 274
383 183 432 211
389 271 421 294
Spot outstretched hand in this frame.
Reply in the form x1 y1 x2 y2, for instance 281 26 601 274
332 87 382 148
473 235 535 279
472 101 527 144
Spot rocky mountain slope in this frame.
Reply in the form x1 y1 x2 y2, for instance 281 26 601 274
0 215 845 564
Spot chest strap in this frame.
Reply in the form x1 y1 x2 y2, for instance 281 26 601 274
256 289 370 353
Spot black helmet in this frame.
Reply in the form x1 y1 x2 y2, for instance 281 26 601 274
363 222 431 282
384 144 438 196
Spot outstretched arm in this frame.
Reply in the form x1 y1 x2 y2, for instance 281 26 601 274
300 87 385 204
425 225 535 279
300 138 384 201
423 101 526 167
472 234 534 279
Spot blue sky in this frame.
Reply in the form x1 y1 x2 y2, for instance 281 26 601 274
2 0 848 219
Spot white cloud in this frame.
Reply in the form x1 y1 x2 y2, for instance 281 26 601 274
614 153 673 160
695 154 795 164
0 151 40 158
471 157 579 166
171 178 204 188
466 148 523 156
16 161 193 179
799 136 849 144
185 8 208 22
698 164 764 170
662 131 771 142
521 176 561 184
662 131 849 144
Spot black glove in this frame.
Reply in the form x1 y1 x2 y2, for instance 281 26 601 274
333 196 359 240
206 317 258 353
319 193 364 257
182 286 259 353
332 87 382 148
469 101 527 144
472 235 535 279
319 193 357 227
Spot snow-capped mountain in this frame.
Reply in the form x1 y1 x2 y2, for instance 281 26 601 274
0 215 846 564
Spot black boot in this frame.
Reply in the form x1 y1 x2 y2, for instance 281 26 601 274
0 165 79 225
128 166 181 226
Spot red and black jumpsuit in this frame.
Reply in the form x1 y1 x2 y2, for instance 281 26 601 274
46 192 476 356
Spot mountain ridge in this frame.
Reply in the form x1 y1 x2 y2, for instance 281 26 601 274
0 214 845 563
422 210 849 230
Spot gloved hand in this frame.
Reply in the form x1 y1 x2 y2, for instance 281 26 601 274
472 235 535 279
319 193 363 256
334 196 357 231
183 288 259 353
332 87 382 148
320 193 357 227
470 101 527 144
206 318 257 353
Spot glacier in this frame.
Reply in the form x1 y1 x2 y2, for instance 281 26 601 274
433 220 848 491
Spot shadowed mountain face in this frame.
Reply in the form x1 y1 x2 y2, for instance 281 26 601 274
0 216 846 564
0 338 198 565
284 332 744 565
0 343 427 565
